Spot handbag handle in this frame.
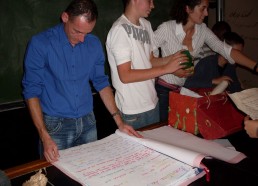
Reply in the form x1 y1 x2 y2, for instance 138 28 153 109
204 92 228 109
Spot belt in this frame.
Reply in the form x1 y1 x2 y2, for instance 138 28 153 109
156 78 181 92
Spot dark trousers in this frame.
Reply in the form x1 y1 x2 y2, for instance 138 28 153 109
155 82 181 122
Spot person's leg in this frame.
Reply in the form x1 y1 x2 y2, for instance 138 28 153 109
39 113 98 158
121 103 159 130
74 111 97 146
40 115 71 158
39 114 81 158
155 83 170 122
43 115 78 149
145 102 160 125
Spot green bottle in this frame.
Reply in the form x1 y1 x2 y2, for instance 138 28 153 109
181 50 194 71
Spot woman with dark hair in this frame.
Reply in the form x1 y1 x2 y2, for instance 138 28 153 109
154 0 258 122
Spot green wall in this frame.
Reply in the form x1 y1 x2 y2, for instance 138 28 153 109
0 0 174 105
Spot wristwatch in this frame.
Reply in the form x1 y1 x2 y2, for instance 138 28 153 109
111 111 121 118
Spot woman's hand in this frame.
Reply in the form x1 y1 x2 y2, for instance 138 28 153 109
244 116 258 138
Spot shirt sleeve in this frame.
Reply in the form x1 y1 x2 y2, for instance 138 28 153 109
204 26 234 64
22 36 46 99
154 22 168 49
107 25 133 66
90 38 110 92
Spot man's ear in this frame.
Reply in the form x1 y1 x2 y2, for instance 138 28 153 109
186 6 192 14
61 12 69 23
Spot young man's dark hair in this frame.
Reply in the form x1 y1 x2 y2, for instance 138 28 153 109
224 32 245 46
122 0 129 11
212 21 231 41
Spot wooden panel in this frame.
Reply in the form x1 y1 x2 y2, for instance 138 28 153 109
5 159 50 179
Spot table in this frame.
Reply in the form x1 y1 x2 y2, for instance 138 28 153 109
5 122 258 186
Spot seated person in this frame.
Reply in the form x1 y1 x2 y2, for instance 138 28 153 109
184 31 244 93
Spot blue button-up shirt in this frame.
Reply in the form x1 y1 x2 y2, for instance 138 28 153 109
22 23 109 118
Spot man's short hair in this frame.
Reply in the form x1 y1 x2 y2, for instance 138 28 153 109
65 0 98 22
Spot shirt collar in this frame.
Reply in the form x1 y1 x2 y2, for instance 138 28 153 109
175 22 199 37
175 22 185 36
59 23 71 46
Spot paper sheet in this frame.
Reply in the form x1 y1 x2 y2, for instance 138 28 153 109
228 88 258 119
116 130 205 168
137 126 246 164
53 133 204 186
213 139 236 150
180 87 202 98
53 126 246 186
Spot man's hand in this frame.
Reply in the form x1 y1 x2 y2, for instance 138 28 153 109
42 136 60 163
118 122 143 138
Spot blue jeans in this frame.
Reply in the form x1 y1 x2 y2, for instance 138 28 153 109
121 103 159 130
39 112 97 158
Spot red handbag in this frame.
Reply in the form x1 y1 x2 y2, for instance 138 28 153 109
168 90 245 139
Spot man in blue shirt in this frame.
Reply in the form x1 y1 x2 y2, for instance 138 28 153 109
22 0 141 163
